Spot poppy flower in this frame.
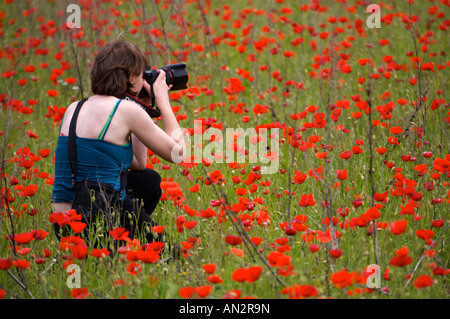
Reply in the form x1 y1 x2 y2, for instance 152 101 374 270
13 259 30 269
126 262 142 276
207 275 223 284
72 244 88 260
225 235 242 246
374 191 389 202
136 249 160 264
198 208 217 218
91 248 110 258
415 229 434 244
184 221 197 230
63 77 76 85
70 288 92 299
339 150 352 160
38 149 51 157
230 248 244 257
431 219 444 228
189 184 199 192
46 89 59 97
26 130 38 139
0 258 13 270
179 286 196 298
330 269 356 289
13 232 34 244
390 220 408 235
390 126 403 135
202 264 216 274
281 284 318 299
330 249 342 258
299 193 316 207
21 184 38 197
390 246 413 267
335 170 348 180
231 266 263 283
414 275 433 289
70 222 87 234
17 248 31 256
109 228 130 241
151 225 165 234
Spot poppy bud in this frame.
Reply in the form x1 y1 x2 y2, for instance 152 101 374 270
284 227 296 236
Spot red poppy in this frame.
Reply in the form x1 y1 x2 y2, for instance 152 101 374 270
330 269 356 289
281 284 318 299
189 184 199 192
198 208 217 218
126 262 142 276
415 229 434 244
46 89 59 97
202 264 216 274
339 150 352 160
432 219 444 228
374 191 389 202
72 244 88 260
0 258 12 270
335 170 348 180
250 237 262 246
231 266 263 283
309 244 320 253
109 228 130 241
91 248 110 258
225 235 242 246
207 275 223 284
414 275 433 289
330 249 342 258
179 286 196 298
151 225 165 234
184 221 197 230
13 259 30 269
390 220 408 235
38 149 51 157
390 247 413 267
299 193 316 207
70 222 87 234
136 249 160 264
70 288 92 299
21 184 38 197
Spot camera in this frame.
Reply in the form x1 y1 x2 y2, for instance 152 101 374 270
130 63 188 118
143 63 188 92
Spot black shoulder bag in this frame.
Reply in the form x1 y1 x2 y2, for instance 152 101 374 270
69 98 127 232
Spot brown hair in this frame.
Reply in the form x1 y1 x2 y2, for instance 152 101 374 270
90 39 148 98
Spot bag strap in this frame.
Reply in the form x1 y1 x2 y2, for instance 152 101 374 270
68 98 128 195
68 98 88 190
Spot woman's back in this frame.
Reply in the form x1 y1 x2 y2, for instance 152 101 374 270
59 95 131 146
52 96 133 204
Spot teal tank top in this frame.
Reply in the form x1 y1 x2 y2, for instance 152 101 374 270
52 99 133 203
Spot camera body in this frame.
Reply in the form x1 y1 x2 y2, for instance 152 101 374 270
132 63 188 118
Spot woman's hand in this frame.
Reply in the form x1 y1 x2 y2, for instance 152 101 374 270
142 69 172 109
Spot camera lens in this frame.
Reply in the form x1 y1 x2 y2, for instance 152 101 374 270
143 63 188 91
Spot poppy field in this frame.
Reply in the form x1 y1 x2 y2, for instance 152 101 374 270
0 0 449 301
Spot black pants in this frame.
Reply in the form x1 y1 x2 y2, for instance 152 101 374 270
122 168 165 243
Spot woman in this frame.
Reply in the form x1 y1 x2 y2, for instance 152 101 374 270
51 39 185 244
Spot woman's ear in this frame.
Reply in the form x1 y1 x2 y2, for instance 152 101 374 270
129 73 136 85
127 73 140 96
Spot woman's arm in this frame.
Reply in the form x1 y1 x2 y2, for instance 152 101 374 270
130 134 148 170
124 71 186 164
